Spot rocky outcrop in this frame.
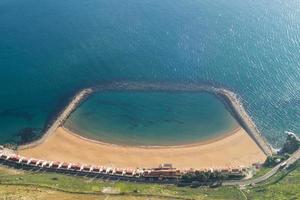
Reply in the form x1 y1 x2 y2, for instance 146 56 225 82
280 132 300 154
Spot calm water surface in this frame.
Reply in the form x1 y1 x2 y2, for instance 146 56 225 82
0 0 299 147
65 91 238 146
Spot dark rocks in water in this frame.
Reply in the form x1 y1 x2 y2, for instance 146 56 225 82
16 127 41 144
263 132 299 167
2 143 17 150
280 132 300 154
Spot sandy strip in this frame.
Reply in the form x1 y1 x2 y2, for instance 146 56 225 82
18 127 266 169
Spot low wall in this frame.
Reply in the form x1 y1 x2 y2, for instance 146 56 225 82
18 82 274 156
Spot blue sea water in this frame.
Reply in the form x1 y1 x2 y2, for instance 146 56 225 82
0 0 299 147
64 91 238 146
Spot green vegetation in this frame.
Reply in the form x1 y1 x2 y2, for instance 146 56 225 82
0 165 245 200
1 161 300 200
180 171 244 187
263 154 289 167
252 167 271 179
245 160 300 200
181 171 227 183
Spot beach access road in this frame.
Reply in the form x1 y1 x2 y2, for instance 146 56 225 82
223 148 300 186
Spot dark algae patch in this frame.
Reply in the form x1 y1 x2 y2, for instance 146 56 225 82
15 127 42 144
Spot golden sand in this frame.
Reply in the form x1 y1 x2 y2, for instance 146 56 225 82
18 127 266 169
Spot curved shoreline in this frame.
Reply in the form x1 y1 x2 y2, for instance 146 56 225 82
18 81 274 156
62 126 241 149
18 88 93 150
19 126 266 169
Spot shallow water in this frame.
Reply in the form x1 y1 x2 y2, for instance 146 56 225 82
0 0 299 147
64 91 238 146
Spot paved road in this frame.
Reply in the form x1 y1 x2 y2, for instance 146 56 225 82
223 148 300 186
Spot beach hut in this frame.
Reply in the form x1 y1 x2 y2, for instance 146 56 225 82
83 165 91 171
125 169 134 176
44 162 51 167
41 161 48 167
70 164 81 170
105 167 112 174
99 166 105 173
36 160 43 166
21 158 28 164
115 168 123 175
9 155 20 162
29 159 38 165
51 162 60 168
60 163 69 169
92 166 100 172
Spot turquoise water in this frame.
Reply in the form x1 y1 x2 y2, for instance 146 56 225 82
64 91 238 146
0 0 299 147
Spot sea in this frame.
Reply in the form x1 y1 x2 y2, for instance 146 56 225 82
0 0 299 147
64 91 239 146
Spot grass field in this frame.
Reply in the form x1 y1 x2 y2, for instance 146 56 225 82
246 162 300 200
0 162 299 200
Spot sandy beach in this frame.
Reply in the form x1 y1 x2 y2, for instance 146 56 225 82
18 127 266 169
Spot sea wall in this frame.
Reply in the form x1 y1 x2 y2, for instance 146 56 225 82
18 88 94 150
18 82 274 156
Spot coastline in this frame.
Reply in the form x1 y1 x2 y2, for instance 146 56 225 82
17 81 274 167
19 82 273 155
18 126 266 169
62 126 241 149
18 88 93 150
